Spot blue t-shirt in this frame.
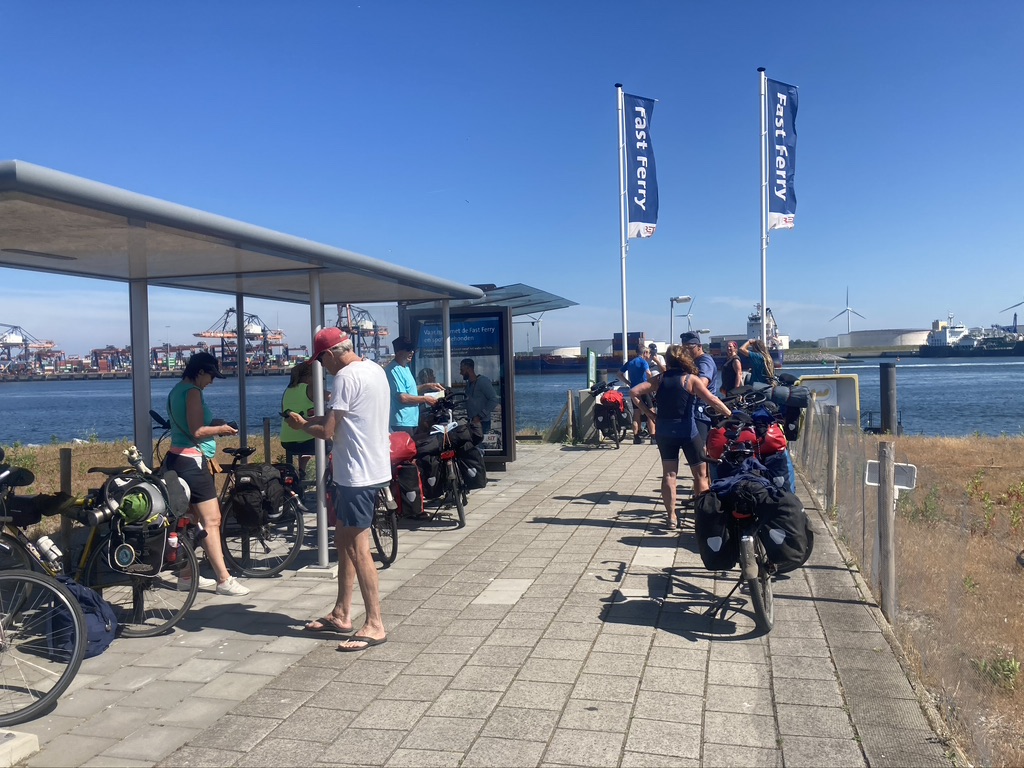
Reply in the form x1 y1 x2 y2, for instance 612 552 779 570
749 351 771 385
385 361 419 429
620 356 650 386
694 353 718 425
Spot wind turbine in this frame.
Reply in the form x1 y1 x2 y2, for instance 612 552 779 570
829 287 865 334
683 297 698 332
1001 295 1024 313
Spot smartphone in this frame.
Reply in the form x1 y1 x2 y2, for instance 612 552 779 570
280 410 293 418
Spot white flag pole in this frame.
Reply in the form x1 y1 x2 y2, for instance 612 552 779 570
616 83 629 365
758 67 769 346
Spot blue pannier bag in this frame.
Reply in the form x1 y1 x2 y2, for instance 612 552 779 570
51 575 117 658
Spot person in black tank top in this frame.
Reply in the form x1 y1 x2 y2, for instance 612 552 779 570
720 341 743 396
630 346 732 529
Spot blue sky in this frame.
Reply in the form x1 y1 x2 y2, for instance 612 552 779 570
2 1 1022 356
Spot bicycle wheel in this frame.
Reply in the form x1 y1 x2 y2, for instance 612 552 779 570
221 496 305 577
0 570 86 727
82 534 198 638
370 491 398 566
747 536 775 632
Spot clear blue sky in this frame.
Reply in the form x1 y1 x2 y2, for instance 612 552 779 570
2 1 1022 356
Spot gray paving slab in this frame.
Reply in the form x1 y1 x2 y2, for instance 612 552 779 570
7 444 958 768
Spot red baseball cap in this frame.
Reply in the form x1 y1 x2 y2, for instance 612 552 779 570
312 327 350 361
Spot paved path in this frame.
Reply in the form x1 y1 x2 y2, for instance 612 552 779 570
10 442 953 767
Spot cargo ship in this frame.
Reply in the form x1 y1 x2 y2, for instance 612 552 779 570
917 313 1024 357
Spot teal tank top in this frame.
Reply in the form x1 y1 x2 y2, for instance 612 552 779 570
168 380 216 458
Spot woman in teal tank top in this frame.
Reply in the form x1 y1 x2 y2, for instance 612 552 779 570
162 352 250 597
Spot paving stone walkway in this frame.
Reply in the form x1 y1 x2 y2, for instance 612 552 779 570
10 442 954 767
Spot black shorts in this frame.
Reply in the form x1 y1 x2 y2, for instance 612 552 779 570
163 453 217 504
282 439 317 460
657 433 706 466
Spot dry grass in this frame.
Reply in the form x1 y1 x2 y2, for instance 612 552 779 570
886 436 1024 767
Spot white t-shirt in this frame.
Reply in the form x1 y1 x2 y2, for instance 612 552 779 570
330 360 391 487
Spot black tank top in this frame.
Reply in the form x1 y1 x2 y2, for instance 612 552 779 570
721 355 742 392
656 369 696 421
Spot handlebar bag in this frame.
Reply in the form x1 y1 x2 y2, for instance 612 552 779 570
390 433 418 466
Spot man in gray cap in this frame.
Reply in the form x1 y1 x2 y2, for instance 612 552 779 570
680 331 717 447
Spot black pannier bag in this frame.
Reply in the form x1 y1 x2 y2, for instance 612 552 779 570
694 491 738 570
417 454 445 500
457 451 487 490
414 432 442 457
756 489 814 573
392 462 423 518
227 464 284 528
782 406 803 441
761 451 795 493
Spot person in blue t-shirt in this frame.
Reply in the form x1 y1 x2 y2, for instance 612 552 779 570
680 332 719 448
620 344 655 445
384 337 445 433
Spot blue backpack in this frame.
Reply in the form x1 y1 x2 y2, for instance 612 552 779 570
51 576 118 658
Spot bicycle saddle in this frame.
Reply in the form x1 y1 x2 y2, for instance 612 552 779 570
222 446 257 458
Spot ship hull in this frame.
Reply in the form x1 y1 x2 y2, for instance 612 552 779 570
918 342 1024 357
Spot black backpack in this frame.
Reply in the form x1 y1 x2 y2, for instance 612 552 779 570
51 576 118 658
227 464 285 528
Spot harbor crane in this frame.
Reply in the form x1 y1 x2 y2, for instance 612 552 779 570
194 308 287 369
335 304 389 360
0 323 58 369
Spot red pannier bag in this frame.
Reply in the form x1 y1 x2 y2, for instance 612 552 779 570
389 432 417 466
599 389 626 412
757 423 788 458
706 427 727 461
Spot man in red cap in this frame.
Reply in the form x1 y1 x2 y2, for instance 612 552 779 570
284 327 389 651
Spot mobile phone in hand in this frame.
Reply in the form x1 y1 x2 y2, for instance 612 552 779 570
280 410 293 418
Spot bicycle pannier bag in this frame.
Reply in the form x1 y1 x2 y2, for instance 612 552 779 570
414 432 441 457
390 432 418 465
392 462 423 517
50 575 117 659
227 464 283 528
457 451 487 490
755 490 814 573
694 491 738 571
417 454 445 500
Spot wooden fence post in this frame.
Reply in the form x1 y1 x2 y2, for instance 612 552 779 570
877 440 896 621
825 405 839 517
263 418 272 464
799 392 817 466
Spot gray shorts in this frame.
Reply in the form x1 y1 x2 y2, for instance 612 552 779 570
332 485 380 529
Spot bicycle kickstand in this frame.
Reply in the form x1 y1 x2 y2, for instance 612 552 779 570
703 574 743 621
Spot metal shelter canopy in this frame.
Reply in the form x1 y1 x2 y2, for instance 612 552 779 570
409 282 577 316
0 160 485 305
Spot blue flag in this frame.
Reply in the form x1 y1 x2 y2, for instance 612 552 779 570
624 93 659 239
767 79 798 230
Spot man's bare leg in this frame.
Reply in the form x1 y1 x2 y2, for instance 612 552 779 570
336 526 386 650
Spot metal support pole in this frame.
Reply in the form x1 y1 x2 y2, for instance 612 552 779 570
877 440 896 621
59 448 73 564
308 272 329 569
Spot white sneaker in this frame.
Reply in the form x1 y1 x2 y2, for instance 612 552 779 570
216 577 250 597
177 574 217 592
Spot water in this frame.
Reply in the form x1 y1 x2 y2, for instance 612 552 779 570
2 359 1024 446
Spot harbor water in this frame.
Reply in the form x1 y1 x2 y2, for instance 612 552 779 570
2 358 1023 446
